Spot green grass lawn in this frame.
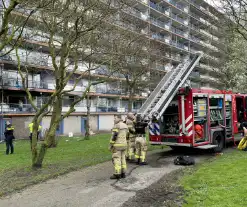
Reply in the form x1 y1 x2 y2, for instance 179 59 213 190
181 150 247 207
0 134 160 196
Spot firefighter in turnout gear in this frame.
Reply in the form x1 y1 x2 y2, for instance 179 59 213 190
4 121 15 155
135 136 148 165
126 113 136 162
109 115 128 179
135 116 148 165
237 122 247 150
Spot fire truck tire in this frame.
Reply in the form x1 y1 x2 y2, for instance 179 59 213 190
213 132 224 152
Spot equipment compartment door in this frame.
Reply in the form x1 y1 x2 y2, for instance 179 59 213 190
225 95 233 140
193 95 209 143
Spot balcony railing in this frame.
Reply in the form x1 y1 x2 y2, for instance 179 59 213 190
171 13 185 24
0 103 130 114
123 6 148 21
0 79 55 91
171 27 185 36
150 17 170 30
190 35 200 43
150 1 170 15
0 103 42 113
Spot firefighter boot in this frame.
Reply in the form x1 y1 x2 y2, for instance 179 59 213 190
110 174 121 180
139 161 148 165
139 151 148 165
136 158 140 165
121 173 126 178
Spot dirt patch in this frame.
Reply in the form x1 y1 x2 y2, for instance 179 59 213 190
122 168 187 207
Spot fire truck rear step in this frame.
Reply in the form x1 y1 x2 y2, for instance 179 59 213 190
195 145 218 149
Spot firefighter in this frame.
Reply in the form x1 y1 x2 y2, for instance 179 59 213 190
135 114 148 165
109 115 128 179
29 122 42 147
124 116 130 161
4 121 15 155
237 122 247 150
135 136 148 165
126 112 136 162
194 122 204 140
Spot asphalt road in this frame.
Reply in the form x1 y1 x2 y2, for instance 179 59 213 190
0 148 216 207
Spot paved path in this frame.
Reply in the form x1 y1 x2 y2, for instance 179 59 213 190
0 149 213 207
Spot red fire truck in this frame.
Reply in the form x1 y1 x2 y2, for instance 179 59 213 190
138 53 244 152
149 88 245 152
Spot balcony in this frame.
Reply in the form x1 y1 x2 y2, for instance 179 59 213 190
169 0 188 13
204 54 219 62
63 102 126 113
200 40 219 51
200 74 218 82
123 6 149 21
151 33 171 44
0 79 55 91
199 63 214 71
190 24 200 32
171 13 186 24
94 85 123 95
150 17 170 30
149 1 170 16
171 27 183 36
0 102 128 114
190 35 201 43
2 48 50 67
111 19 141 34
0 103 36 114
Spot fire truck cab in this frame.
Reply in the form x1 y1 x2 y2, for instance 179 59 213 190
149 88 246 151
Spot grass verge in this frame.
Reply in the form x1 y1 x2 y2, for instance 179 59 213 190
0 134 160 196
181 150 247 207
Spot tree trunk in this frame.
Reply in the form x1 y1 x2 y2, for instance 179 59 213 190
47 97 62 148
85 95 90 140
32 127 58 168
128 97 133 112
128 88 134 112
32 143 47 168
31 119 40 168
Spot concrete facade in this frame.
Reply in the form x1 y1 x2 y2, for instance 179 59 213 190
10 114 120 139
11 116 33 139
63 116 81 135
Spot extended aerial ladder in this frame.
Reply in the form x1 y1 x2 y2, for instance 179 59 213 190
138 52 203 121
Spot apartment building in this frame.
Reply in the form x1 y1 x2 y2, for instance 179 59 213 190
0 0 223 139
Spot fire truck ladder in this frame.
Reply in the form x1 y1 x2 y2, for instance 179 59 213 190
138 52 203 120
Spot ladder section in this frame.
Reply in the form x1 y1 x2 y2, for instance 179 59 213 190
138 69 174 115
138 59 189 119
138 52 203 120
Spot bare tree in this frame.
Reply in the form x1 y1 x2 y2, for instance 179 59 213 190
109 27 151 112
14 0 128 168
0 0 49 56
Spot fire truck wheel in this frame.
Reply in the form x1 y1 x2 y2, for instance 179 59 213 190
213 132 224 152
